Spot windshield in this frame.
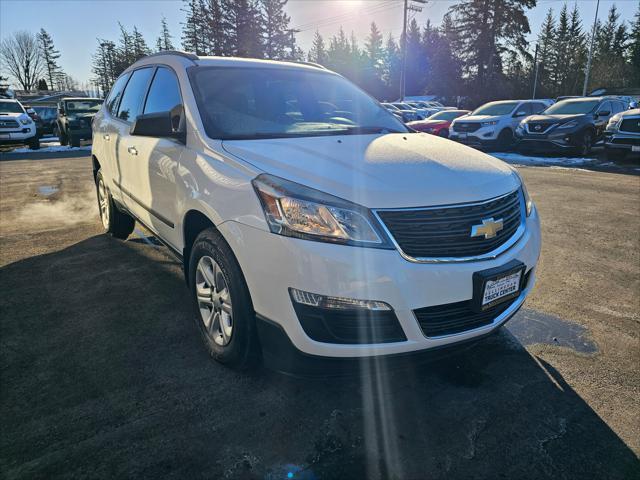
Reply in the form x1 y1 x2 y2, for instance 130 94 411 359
65 100 102 113
190 67 407 140
33 106 57 120
430 110 467 121
472 101 519 116
0 102 25 114
543 99 599 115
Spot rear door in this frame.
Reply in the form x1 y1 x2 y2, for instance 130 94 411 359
113 67 155 223
96 72 130 204
120 66 185 248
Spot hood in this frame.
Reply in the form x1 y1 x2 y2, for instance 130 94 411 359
0 112 29 121
68 112 96 120
221 133 519 209
408 119 448 127
527 113 585 123
453 115 503 123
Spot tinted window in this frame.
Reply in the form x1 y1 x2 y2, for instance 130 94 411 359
610 101 624 114
117 68 153 122
143 67 182 126
106 73 130 116
531 103 547 114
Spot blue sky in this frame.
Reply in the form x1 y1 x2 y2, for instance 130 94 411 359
0 0 636 85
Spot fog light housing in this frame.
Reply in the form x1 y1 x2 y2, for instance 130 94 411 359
289 288 391 311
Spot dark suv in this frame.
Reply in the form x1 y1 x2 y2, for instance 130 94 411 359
515 97 627 155
55 97 103 147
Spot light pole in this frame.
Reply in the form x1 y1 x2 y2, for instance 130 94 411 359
582 0 600 96
532 43 540 99
399 0 427 101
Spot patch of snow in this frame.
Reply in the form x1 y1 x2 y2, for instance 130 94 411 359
492 152 596 167
11 139 91 154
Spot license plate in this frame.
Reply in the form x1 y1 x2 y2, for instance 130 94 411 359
472 260 525 312
482 271 522 307
632 146 640 152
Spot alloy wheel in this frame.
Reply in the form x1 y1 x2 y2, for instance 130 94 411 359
195 255 233 346
97 178 110 229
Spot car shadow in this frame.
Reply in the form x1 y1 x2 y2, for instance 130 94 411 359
0 235 638 480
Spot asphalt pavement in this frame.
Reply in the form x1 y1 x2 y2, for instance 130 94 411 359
0 153 638 479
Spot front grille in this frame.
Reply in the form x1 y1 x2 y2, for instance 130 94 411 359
377 190 523 260
414 269 530 337
527 122 555 134
619 118 640 134
611 137 640 146
0 119 20 128
453 122 481 133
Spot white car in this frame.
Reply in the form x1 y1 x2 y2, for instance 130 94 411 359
92 52 541 372
0 99 39 150
450 99 551 150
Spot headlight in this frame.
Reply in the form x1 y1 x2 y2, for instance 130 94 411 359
558 120 578 129
481 120 498 126
252 174 393 248
511 169 533 217
606 114 622 131
20 117 32 125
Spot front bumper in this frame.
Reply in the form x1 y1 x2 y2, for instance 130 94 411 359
0 126 37 145
449 126 499 147
219 207 541 358
67 126 93 140
515 128 584 152
604 132 640 153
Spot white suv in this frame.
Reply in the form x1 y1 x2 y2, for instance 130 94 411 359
450 99 551 150
0 99 39 150
92 52 541 371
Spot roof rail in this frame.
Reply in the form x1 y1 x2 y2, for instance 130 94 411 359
140 50 199 62
282 60 327 70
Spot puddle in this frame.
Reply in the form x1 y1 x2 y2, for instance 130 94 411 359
507 308 597 354
38 185 59 196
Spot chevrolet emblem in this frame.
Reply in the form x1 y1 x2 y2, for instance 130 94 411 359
471 217 504 239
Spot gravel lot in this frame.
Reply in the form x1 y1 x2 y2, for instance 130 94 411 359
0 152 638 479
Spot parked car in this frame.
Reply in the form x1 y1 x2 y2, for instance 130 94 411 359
32 105 58 136
405 102 434 119
382 102 418 122
450 99 551 150
391 102 423 120
515 96 627 156
92 52 540 372
407 109 470 137
0 99 39 149
56 97 103 147
603 108 640 160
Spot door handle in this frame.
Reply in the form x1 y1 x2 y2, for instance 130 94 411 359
127 146 138 156
103 134 110 141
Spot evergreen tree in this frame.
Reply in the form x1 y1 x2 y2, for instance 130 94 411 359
91 39 117 96
592 5 630 88
365 22 384 71
382 33 401 100
565 4 587 94
262 0 291 59
536 8 556 97
182 0 207 55
156 16 175 51
404 18 425 95
37 29 61 91
308 30 328 65
447 0 536 100
630 2 640 85
205 0 227 55
223 0 264 57
132 26 151 60
37 78 48 90
551 5 570 95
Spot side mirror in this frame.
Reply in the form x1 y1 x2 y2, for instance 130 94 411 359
514 110 527 117
130 111 184 142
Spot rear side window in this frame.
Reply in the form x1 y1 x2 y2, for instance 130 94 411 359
117 68 153 122
531 102 546 114
611 101 624 114
106 73 130 116
143 67 183 128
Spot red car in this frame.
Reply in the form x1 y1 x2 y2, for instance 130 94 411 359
408 110 470 138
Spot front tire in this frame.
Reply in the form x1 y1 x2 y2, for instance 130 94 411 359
189 228 259 369
496 129 514 151
95 170 135 239
69 134 80 148
28 137 40 150
57 126 68 146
